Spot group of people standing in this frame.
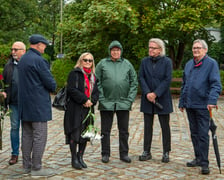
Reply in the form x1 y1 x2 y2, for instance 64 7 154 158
63 37 221 176
3 35 221 177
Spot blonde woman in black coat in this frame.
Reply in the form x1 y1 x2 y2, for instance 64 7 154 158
64 52 99 169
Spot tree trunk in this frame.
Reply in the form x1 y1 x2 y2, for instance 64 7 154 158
175 42 185 69
168 45 176 69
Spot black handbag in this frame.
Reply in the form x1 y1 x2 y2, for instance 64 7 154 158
52 86 68 111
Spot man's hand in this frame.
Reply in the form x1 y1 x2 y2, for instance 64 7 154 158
207 104 217 111
146 92 156 103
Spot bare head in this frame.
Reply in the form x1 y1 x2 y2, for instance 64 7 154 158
11 41 26 61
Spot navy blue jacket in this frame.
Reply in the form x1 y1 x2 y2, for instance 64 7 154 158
179 55 222 109
139 56 173 114
18 48 56 122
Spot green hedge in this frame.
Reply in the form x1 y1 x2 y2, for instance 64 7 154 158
51 59 75 91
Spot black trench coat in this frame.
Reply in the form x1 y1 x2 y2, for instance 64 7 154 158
64 68 99 143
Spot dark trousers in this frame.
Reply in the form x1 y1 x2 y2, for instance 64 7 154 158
143 113 171 153
100 110 129 157
186 108 210 167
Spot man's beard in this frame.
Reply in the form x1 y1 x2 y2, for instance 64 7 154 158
12 54 18 60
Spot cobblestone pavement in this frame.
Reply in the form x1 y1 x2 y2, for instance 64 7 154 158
1 96 224 180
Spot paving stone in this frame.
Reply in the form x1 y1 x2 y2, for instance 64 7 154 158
0 96 224 179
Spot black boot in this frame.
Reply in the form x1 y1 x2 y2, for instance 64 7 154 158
78 142 87 168
162 152 169 163
70 141 82 169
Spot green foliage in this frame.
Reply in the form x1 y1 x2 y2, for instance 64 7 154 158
220 23 224 64
51 59 74 90
0 68 3 74
208 42 222 64
220 70 224 89
141 0 224 69
1 0 224 72
58 0 140 63
172 70 183 78
0 0 38 44
0 0 60 56
0 44 11 68
57 0 224 71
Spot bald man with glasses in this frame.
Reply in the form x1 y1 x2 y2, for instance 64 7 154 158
3 41 26 165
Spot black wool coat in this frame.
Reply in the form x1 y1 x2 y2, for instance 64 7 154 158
139 56 173 114
64 68 99 143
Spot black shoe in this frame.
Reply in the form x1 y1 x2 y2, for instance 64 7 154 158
139 151 152 161
201 166 210 175
72 159 82 170
78 153 87 168
102 155 109 163
120 156 131 163
186 159 201 167
161 152 169 163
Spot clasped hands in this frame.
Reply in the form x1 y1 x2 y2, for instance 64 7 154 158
83 99 93 108
146 92 157 103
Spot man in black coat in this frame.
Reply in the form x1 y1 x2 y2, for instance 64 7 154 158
138 38 173 163
3 41 26 165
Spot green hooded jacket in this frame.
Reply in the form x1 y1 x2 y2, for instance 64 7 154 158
95 40 138 111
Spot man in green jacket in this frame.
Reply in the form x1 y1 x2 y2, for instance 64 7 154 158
95 40 138 163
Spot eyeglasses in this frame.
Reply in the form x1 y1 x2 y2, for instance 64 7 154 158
83 59 93 63
11 48 24 52
192 47 203 50
149 47 160 50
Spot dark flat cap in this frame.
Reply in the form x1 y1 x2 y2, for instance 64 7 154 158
29 34 49 45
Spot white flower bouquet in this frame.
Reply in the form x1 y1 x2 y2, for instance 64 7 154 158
81 108 103 144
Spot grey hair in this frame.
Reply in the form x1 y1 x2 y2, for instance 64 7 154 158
193 39 208 51
74 52 95 73
149 38 166 56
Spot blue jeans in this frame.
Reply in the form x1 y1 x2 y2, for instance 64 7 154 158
9 104 20 156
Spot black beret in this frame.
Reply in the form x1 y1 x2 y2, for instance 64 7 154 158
29 34 49 45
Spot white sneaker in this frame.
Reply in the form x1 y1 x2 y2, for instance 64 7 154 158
31 168 55 177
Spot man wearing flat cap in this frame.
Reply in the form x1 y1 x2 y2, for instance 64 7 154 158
18 34 56 177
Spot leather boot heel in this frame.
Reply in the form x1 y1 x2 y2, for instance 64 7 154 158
78 153 87 168
78 142 87 168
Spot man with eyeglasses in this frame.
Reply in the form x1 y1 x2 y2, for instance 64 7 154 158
138 38 173 163
179 39 222 175
3 41 26 165
95 40 138 164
